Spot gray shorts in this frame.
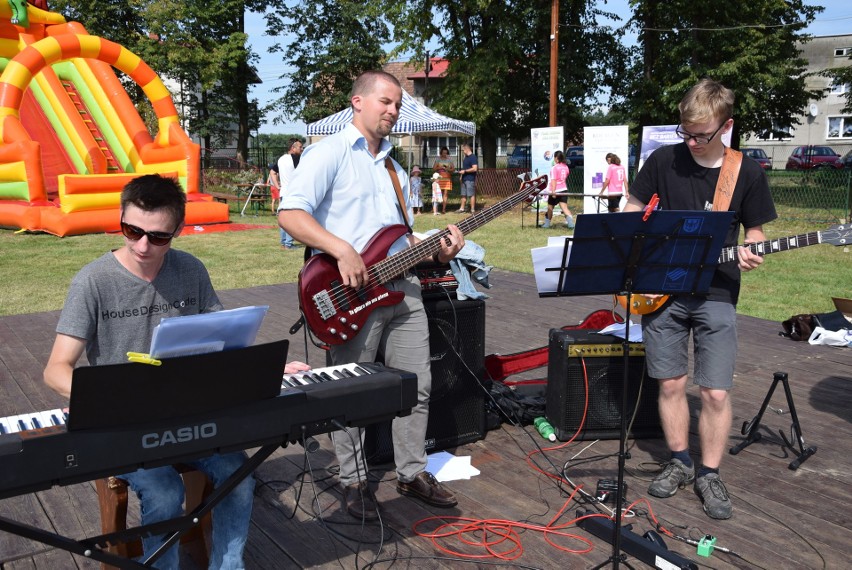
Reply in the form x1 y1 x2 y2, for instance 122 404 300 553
641 297 737 390
461 179 476 197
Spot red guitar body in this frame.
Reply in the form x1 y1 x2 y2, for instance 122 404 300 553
297 175 550 346
298 225 410 346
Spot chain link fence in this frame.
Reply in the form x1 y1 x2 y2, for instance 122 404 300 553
199 160 851 225
475 167 850 224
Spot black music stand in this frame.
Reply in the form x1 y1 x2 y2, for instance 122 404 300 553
542 210 732 569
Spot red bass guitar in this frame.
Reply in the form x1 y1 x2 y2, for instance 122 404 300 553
299 176 549 345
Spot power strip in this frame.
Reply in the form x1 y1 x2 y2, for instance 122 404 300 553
577 510 698 570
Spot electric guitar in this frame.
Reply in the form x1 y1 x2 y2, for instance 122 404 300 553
299 176 549 345
615 223 851 315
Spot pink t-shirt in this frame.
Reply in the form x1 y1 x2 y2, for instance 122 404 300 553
605 164 626 195
550 162 570 193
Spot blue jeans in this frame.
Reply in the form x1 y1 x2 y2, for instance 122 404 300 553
279 227 294 248
122 451 254 569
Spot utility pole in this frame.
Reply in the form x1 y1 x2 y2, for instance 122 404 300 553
549 0 558 126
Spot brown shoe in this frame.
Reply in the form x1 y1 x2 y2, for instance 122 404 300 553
343 482 379 520
397 471 457 508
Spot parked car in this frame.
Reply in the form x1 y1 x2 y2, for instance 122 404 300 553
840 149 852 169
507 145 531 169
741 147 773 170
564 146 584 168
784 145 842 170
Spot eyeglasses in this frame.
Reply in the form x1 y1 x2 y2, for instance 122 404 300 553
120 220 179 246
675 121 728 145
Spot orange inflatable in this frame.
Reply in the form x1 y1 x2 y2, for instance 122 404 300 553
0 3 228 235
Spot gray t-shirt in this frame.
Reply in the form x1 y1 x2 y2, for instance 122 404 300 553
56 249 222 366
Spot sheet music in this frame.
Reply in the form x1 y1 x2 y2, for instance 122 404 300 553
532 236 571 294
149 305 268 359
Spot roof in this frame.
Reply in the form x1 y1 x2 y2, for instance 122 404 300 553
306 90 475 137
406 57 450 79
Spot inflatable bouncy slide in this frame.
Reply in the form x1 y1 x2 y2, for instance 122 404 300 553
0 1 228 236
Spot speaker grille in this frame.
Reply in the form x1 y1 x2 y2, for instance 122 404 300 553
424 297 487 449
365 297 486 464
546 329 661 441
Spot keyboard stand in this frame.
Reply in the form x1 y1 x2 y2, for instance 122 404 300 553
0 443 278 569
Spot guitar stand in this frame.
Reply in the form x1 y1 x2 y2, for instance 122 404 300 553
729 371 817 470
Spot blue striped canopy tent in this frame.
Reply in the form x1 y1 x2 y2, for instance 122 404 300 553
306 90 475 137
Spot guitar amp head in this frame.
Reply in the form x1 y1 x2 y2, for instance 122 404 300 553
415 261 458 297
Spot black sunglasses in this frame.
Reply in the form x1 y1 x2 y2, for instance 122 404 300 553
120 220 179 246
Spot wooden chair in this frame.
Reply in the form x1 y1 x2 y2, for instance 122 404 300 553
95 466 213 570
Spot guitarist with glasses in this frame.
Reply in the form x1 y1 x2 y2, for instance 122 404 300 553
623 79 777 521
278 70 463 521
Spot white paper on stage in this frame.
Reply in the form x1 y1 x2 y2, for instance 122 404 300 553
427 451 481 482
599 321 643 343
149 305 269 359
532 236 571 294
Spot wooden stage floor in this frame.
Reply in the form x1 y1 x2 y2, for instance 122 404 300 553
1 270 849 569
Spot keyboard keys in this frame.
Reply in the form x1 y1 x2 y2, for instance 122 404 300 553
281 363 371 391
0 409 67 434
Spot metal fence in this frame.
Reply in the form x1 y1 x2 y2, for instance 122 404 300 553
200 164 851 225
472 167 851 224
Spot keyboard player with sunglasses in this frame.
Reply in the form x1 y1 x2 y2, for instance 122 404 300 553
43 174 308 569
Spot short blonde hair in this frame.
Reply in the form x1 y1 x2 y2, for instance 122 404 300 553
678 79 734 126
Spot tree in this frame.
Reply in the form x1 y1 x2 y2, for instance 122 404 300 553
51 0 271 163
385 0 628 167
822 57 852 114
618 0 823 146
261 0 389 125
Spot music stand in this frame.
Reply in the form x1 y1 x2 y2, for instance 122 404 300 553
542 209 732 568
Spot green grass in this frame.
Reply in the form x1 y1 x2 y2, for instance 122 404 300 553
0 208 849 322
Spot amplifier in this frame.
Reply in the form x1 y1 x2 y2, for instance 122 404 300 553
415 261 458 296
546 329 661 441
365 297 486 464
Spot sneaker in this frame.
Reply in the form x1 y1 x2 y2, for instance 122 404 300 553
565 215 575 229
648 458 695 498
694 473 733 520
542 218 551 228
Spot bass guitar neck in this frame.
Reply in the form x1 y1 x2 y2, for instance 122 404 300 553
300 175 549 345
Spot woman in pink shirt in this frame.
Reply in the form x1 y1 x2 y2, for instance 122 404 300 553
600 153 629 212
544 150 574 228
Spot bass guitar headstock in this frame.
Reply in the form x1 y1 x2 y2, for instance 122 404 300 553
520 175 549 203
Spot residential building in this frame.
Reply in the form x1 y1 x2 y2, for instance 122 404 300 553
747 34 852 168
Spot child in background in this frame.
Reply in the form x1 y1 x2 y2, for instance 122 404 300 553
410 166 423 215
431 172 443 215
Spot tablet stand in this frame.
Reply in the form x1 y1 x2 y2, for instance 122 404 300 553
543 209 732 569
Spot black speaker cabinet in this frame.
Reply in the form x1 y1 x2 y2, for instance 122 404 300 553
545 329 661 441
365 297 487 464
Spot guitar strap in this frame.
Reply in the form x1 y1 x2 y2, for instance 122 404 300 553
712 147 743 212
385 157 412 232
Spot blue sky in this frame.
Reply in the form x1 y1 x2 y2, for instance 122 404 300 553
246 1 852 135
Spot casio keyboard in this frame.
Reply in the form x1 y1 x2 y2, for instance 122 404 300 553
0 350 416 499
0 342 416 568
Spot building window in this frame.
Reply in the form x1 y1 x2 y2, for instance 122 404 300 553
834 47 852 57
757 121 792 141
830 83 849 95
827 116 852 139
424 137 458 157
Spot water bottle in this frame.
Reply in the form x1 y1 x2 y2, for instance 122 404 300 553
533 417 557 442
